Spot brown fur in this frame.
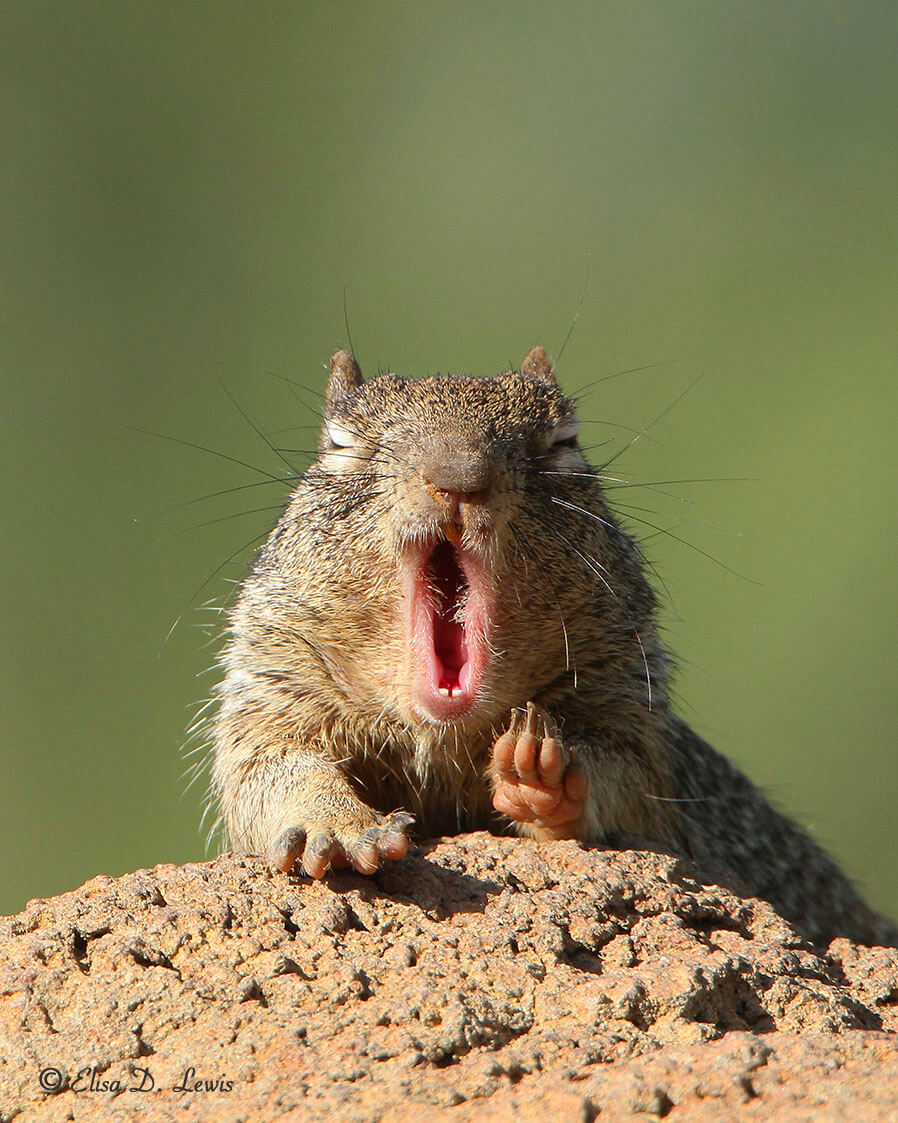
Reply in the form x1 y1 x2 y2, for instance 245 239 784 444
211 347 895 946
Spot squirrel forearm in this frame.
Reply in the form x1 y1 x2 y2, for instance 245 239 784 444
215 743 368 856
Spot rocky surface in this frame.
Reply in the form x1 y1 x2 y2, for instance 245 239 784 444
1 834 896 1121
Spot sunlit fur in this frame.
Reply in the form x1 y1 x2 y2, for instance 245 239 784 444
211 349 896 947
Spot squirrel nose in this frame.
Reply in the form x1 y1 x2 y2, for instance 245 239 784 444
420 443 495 497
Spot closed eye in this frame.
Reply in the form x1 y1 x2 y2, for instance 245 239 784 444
326 422 358 450
319 419 375 472
549 418 581 449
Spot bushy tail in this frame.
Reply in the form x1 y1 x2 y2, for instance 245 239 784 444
669 720 897 947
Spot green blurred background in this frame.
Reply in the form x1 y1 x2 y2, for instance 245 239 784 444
2 2 896 920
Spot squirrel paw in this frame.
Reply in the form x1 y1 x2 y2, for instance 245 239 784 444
490 701 588 840
267 811 415 879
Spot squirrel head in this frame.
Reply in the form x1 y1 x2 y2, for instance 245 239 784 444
257 347 656 730
319 345 583 510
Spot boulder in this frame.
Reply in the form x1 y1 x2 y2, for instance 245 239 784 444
1 835 896 1120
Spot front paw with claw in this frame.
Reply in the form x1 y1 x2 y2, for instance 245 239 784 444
267 810 415 879
490 702 588 840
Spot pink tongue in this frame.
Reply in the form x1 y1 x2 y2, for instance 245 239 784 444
435 615 465 690
428 542 467 692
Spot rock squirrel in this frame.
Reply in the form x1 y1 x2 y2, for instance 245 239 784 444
211 346 896 947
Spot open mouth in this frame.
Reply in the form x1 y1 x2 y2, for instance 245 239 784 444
429 541 470 697
406 538 491 722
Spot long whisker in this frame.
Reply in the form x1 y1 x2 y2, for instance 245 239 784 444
166 476 301 513
175 504 288 534
554 258 590 368
219 382 299 477
343 290 358 363
554 595 577 690
547 524 653 710
161 527 271 649
535 467 697 505
603 476 756 489
614 510 760 584
598 375 703 471
610 500 744 541
549 494 616 534
124 424 289 485
573 359 676 399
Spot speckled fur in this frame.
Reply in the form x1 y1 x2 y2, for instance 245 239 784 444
211 349 896 947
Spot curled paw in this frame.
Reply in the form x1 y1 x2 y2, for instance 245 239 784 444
267 810 415 879
490 701 587 839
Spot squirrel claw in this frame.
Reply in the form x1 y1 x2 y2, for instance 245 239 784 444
268 826 307 874
349 811 415 873
491 701 587 839
268 811 415 879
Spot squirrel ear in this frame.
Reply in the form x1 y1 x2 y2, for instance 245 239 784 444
327 350 364 407
521 345 556 385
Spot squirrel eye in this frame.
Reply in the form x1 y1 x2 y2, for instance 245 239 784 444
326 422 358 450
549 418 580 449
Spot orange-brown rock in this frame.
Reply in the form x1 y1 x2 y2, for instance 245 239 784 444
1 835 896 1121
